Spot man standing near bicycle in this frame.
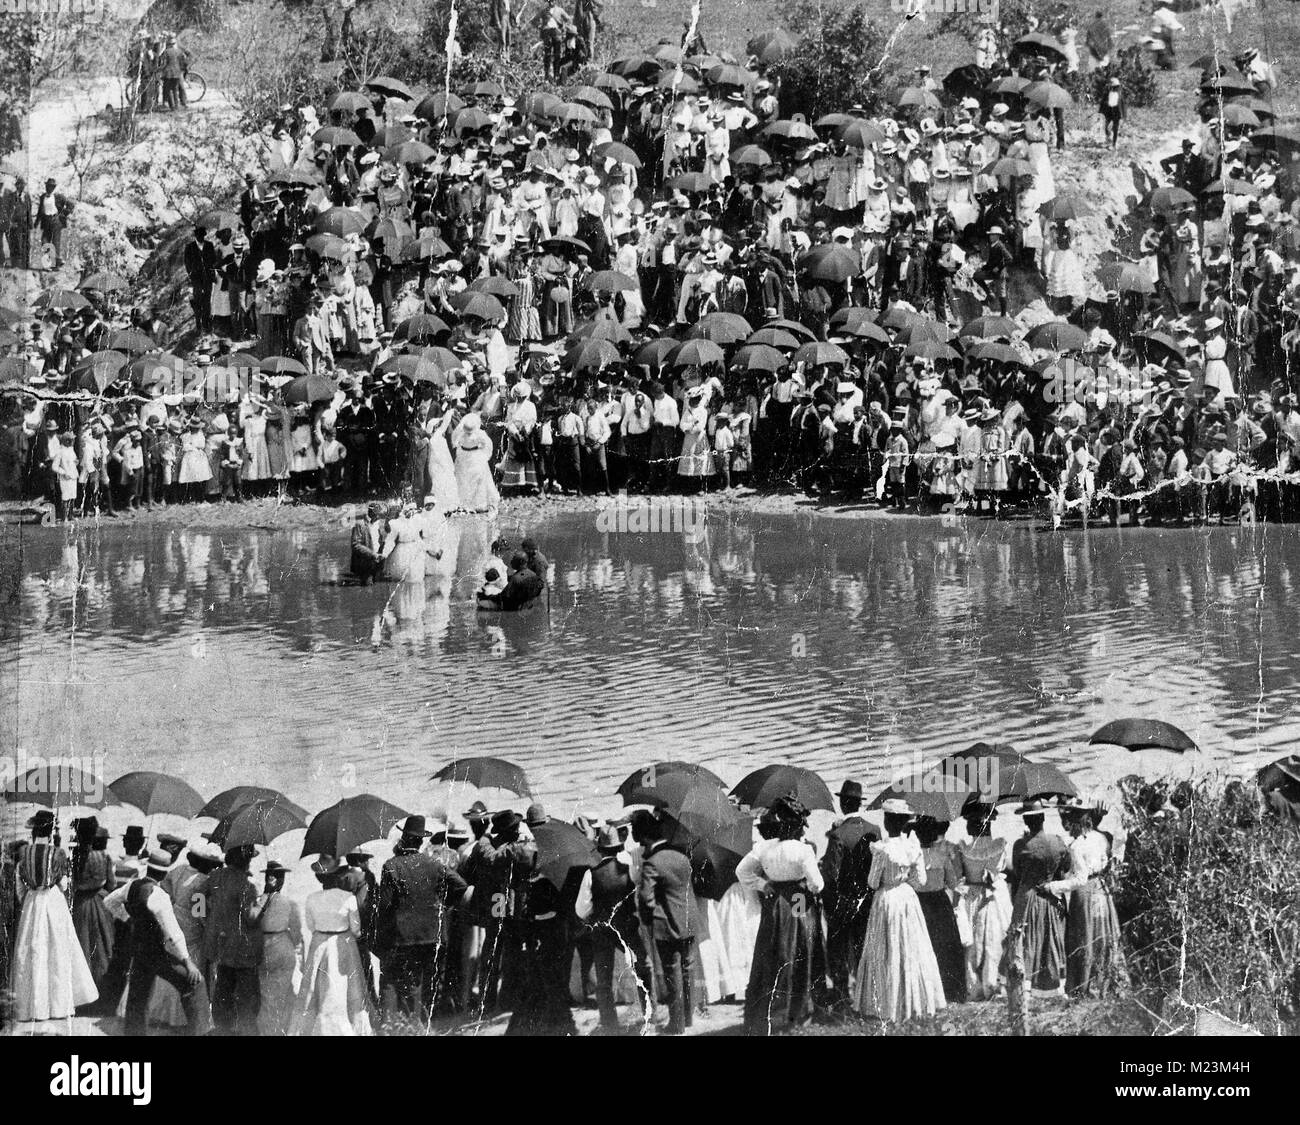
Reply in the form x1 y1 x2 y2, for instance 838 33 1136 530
160 34 190 112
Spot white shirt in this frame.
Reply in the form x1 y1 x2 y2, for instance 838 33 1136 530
735 838 824 894
103 879 190 961
651 394 679 427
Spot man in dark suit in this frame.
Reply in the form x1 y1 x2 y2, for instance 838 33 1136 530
821 779 879 1006
349 505 384 584
184 226 215 334
634 812 698 1035
373 815 468 1022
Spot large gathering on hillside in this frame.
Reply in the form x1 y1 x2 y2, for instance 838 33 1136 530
1 2 1298 536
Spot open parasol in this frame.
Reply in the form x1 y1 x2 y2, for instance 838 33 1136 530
301 794 410 858
108 772 206 818
431 757 532 797
210 799 307 849
730 765 833 811
1089 718 1197 753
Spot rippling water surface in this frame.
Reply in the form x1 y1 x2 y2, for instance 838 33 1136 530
2 511 1297 823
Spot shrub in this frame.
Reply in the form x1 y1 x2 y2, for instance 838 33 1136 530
767 1 890 120
1115 778 1300 1034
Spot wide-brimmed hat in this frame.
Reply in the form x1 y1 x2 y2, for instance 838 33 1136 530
524 803 548 828
311 855 343 877
880 798 913 816
463 800 490 822
491 809 523 832
396 815 431 838
144 849 174 876
1016 798 1050 818
837 780 863 801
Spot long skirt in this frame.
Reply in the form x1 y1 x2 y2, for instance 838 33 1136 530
291 931 372 1036
498 432 539 490
962 878 1012 1000
1014 889 1067 991
853 883 945 1023
71 889 115 986
257 931 300 1035
1065 880 1126 998
10 887 99 1021
742 881 827 1035
713 882 761 1001
916 890 967 1004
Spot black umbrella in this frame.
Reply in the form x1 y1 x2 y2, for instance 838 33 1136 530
531 820 598 889
731 765 833 811
301 794 410 857
1089 718 1198 753
617 761 726 806
108 772 206 818
687 804 754 900
431 757 532 797
943 63 988 101
867 776 974 821
1133 331 1186 364
210 799 307 849
198 786 308 822
3 765 121 809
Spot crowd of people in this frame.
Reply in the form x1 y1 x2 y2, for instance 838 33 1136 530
4 11 1300 529
4 767 1170 1036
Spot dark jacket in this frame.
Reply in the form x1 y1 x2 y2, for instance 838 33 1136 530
637 842 698 942
821 814 879 917
373 848 467 950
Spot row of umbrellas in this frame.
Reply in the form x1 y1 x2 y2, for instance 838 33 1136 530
2 720 1202 899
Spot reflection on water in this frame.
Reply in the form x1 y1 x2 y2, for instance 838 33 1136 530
2 511 1297 821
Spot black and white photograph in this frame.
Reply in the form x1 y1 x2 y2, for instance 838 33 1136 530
0 0 1293 1086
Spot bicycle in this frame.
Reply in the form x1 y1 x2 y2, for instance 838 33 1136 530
124 70 207 107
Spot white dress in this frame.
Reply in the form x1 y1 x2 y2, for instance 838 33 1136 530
10 844 99 1022
178 430 212 484
958 835 1013 1000
853 833 946 1022
383 515 429 584
242 412 272 480
710 881 762 1001
290 888 372 1036
454 428 500 511
425 415 462 510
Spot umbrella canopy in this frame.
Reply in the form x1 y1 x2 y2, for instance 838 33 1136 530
312 207 368 237
393 313 450 342
868 775 975 821
688 311 751 345
731 765 833 812
531 821 598 890
1250 125 1300 153
565 337 622 372
1133 330 1185 363
102 328 157 354
567 319 631 346
897 86 944 112
668 171 713 194
1096 261 1155 295
748 29 797 59
801 243 860 283
593 72 631 92
373 124 415 148
841 319 891 345
107 771 205 818
608 53 661 78
196 209 240 232
730 144 773 167
366 75 413 100
1149 185 1197 214
313 125 362 147
730 343 787 372
593 141 641 168
1025 81 1073 110
617 762 727 807
551 101 598 127
968 341 1026 366
260 354 309 376
837 120 887 150
992 156 1034 178
762 118 818 143
581 269 638 293
672 338 725 368
305 233 350 259
210 799 307 850
128 352 183 389
224 351 262 370
281 373 336 405
906 340 961 362
746 326 801 350
301 794 410 858
707 63 750 87
78 271 130 293
1027 321 1088 352
452 107 494 134
431 757 532 797
634 338 679 369
959 314 1018 340
378 354 440 381
1217 102 1260 128
792 340 850 368
1089 718 1197 753
198 786 308 821
1040 195 1091 221
468 275 520 300
328 90 372 114
3 765 120 809
541 235 592 257
992 76 1032 95
764 317 817 342
471 79 505 97
567 84 614 111
414 91 464 121
1014 32 1068 60
896 318 956 345
387 140 437 165
401 232 453 262
456 292 505 321
72 350 129 390
33 288 89 312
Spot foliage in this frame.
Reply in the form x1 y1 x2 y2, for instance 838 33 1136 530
1115 779 1300 1034
767 1 890 120
0 15 37 162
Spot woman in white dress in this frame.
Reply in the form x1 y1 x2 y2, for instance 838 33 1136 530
382 502 439 584
241 401 273 487
289 405 321 489
10 812 99 1021
853 799 946 1022
177 417 212 500
453 412 500 511
257 862 304 1035
425 409 462 510
290 857 373 1036
958 803 1013 1000
677 387 715 485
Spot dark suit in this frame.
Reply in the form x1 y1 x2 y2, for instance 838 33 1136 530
637 841 697 1034
821 813 879 1003
350 519 382 583
374 848 467 1019
184 238 215 333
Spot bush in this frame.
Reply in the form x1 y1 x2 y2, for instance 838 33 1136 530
1115 779 1300 1034
767 1 889 120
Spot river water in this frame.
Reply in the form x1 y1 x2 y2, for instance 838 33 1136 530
1 510 1296 830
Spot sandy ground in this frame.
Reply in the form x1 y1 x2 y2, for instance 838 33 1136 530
8 990 1144 1038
